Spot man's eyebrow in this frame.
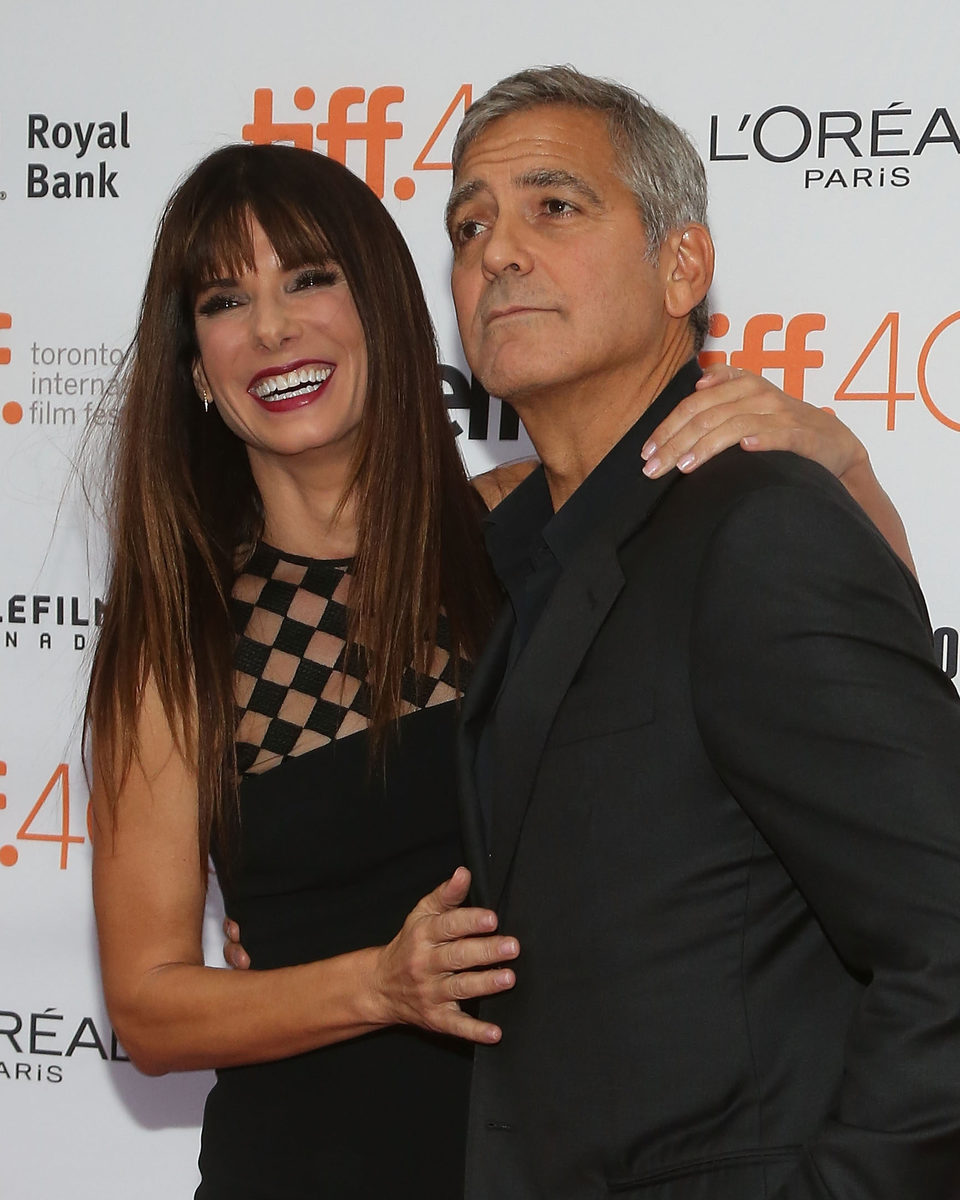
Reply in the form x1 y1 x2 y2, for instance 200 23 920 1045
445 178 487 233
515 167 603 208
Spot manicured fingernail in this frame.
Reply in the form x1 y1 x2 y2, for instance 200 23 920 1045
500 939 518 956
742 436 759 447
495 970 515 987
677 453 696 472
642 456 661 477
641 440 656 460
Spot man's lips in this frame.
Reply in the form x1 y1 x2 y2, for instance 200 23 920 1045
247 359 335 413
485 305 551 324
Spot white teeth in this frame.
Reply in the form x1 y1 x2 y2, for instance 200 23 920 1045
252 364 333 400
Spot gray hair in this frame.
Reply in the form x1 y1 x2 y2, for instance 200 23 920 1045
452 65 710 349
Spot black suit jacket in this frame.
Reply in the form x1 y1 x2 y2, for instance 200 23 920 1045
458 380 960 1199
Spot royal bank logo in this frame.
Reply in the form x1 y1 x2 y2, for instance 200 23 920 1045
26 111 131 199
707 101 959 190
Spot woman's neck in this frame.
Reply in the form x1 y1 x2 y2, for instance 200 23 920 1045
250 450 359 560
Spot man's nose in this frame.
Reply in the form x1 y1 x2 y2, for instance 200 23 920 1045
481 213 533 281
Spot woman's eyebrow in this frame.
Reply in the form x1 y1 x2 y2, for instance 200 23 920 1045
195 275 238 292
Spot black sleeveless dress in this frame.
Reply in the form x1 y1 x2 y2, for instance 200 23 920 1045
195 544 473 1199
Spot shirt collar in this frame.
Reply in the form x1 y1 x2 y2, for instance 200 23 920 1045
484 358 703 579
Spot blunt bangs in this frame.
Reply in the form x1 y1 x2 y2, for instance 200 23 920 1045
179 195 336 304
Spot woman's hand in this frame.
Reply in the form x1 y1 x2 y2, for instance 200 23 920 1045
223 867 517 1044
370 867 518 1044
641 364 866 481
223 918 250 970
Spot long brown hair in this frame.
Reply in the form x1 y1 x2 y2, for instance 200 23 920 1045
86 143 500 871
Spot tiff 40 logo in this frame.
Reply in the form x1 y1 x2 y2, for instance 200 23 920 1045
0 760 89 871
242 83 473 200
703 310 960 431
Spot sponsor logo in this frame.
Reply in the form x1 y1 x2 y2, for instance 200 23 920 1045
26 111 130 199
702 309 960 431
2 333 126 433
707 101 959 190
442 364 519 442
936 628 959 679
241 83 472 200
0 591 104 653
0 760 89 871
0 311 18 426
701 313 824 400
0 1004 128 1084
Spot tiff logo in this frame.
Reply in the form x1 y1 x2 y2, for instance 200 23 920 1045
701 313 825 400
243 86 404 198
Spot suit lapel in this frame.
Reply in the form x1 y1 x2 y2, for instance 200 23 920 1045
458 603 514 907
484 538 626 906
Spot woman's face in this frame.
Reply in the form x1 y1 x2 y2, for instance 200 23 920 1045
192 218 367 475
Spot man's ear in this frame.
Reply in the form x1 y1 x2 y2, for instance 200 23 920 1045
663 224 714 319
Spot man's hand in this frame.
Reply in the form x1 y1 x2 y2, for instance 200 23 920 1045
640 363 866 481
370 866 519 1044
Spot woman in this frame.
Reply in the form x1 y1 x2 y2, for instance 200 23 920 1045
88 143 911 1199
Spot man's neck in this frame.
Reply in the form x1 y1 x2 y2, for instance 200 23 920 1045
513 340 694 511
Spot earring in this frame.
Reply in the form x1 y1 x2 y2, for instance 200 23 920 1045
200 388 211 415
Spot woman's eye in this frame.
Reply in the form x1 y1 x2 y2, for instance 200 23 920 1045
196 293 241 316
292 267 339 291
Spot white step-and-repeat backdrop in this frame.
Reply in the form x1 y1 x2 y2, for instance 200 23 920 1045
1 1 958 1194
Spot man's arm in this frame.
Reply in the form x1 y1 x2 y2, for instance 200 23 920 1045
690 465 960 1198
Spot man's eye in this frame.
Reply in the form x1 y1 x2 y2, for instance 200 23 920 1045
455 219 485 244
544 198 575 215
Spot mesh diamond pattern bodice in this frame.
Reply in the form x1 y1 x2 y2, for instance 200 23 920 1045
231 542 464 774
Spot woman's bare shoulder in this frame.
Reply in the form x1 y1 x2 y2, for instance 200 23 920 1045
470 458 539 511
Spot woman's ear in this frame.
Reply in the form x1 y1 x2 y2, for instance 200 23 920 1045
192 360 212 411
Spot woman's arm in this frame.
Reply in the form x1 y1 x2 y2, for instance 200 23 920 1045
639 365 916 574
92 677 518 1075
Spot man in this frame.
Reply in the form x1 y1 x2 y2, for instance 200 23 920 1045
447 66 960 1199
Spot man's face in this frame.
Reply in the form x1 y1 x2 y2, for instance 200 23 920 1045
448 104 676 407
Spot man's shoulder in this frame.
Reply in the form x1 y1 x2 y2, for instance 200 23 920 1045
683 445 849 503
673 447 923 608
656 446 869 537
627 445 915 594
